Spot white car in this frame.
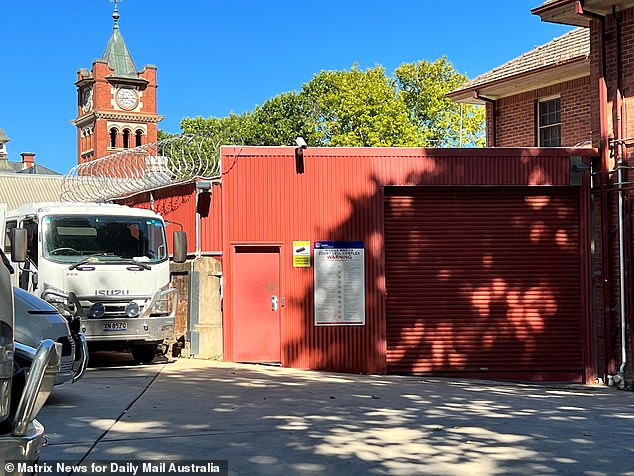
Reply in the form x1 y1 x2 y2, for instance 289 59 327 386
13 287 88 385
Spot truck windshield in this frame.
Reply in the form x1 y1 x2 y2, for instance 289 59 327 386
42 215 168 264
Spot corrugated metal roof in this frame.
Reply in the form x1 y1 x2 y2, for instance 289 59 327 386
0 174 64 210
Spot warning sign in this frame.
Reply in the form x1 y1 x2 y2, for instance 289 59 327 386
313 241 365 326
293 241 311 268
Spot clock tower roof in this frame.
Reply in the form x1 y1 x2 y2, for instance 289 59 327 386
102 1 138 79
74 0 161 165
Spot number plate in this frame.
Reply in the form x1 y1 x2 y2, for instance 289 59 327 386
103 321 128 331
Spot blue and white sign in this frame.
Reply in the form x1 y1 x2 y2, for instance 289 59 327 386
314 241 365 326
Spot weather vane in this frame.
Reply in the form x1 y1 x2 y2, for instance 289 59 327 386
110 0 122 27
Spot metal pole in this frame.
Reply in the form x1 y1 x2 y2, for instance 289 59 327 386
618 162 627 376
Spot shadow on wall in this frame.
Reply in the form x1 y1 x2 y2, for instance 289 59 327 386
283 166 583 380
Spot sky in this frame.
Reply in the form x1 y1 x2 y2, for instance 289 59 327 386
0 0 574 175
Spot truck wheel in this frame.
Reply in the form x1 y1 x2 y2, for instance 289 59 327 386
131 343 158 364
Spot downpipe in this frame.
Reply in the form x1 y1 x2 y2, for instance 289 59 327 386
614 161 628 388
610 8 630 389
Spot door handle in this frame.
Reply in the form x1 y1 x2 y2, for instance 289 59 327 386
271 295 279 311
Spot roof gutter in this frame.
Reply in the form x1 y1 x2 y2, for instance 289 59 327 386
532 0 577 16
472 91 496 147
531 0 590 26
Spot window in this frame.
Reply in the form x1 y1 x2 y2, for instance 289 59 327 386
538 98 561 147
4 220 17 253
110 128 118 148
135 129 143 147
123 129 131 149
22 219 38 268
43 215 167 263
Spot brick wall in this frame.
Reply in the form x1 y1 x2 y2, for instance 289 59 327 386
74 60 160 163
587 7 634 382
493 77 591 147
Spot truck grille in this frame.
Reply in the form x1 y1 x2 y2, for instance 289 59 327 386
56 335 76 357
80 299 147 319
56 336 76 374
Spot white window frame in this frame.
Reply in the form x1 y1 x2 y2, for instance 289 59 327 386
537 96 562 147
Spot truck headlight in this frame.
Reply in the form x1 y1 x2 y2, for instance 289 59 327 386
125 301 140 317
89 303 105 318
154 297 170 314
42 284 68 305
151 285 172 315
42 284 76 318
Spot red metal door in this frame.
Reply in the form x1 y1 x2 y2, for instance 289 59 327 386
384 187 584 382
232 246 281 362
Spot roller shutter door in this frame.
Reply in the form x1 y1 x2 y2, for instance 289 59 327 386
385 187 583 382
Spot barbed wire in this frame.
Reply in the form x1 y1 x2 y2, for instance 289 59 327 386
61 132 224 202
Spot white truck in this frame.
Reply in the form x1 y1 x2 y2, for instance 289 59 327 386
1 202 187 363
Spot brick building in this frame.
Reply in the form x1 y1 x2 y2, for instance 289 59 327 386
449 27 591 148
451 0 634 386
73 2 162 165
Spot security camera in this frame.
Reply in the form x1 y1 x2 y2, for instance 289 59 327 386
295 137 308 149
196 181 212 191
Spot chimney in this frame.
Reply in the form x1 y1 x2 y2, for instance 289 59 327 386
21 152 36 170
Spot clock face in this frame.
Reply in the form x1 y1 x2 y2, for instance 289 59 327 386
81 87 93 112
116 88 139 110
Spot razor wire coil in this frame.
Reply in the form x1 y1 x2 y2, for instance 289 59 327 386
62 132 223 202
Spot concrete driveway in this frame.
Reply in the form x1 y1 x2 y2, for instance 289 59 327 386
38 355 634 475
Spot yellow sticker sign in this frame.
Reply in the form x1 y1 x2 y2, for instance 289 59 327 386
293 241 311 268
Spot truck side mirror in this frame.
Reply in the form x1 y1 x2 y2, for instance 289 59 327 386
10 228 27 263
173 231 187 263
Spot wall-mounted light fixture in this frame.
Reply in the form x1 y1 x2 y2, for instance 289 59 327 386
295 137 307 174
195 180 213 256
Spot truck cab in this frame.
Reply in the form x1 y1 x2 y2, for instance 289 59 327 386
3 202 187 363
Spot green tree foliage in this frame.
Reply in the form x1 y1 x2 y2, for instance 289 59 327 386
174 113 256 176
395 57 485 147
249 92 319 146
180 112 254 143
303 65 421 146
167 58 484 150
179 93 318 147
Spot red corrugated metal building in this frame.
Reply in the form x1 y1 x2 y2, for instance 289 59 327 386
127 146 598 383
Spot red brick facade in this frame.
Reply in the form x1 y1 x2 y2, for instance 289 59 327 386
589 7 634 381
480 3 634 385
73 18 162 165
450 3 634 384
489 77 591 147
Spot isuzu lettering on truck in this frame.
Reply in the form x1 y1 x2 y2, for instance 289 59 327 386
2 202 187 363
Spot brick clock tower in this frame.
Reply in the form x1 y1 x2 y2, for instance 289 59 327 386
73 1 163 165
